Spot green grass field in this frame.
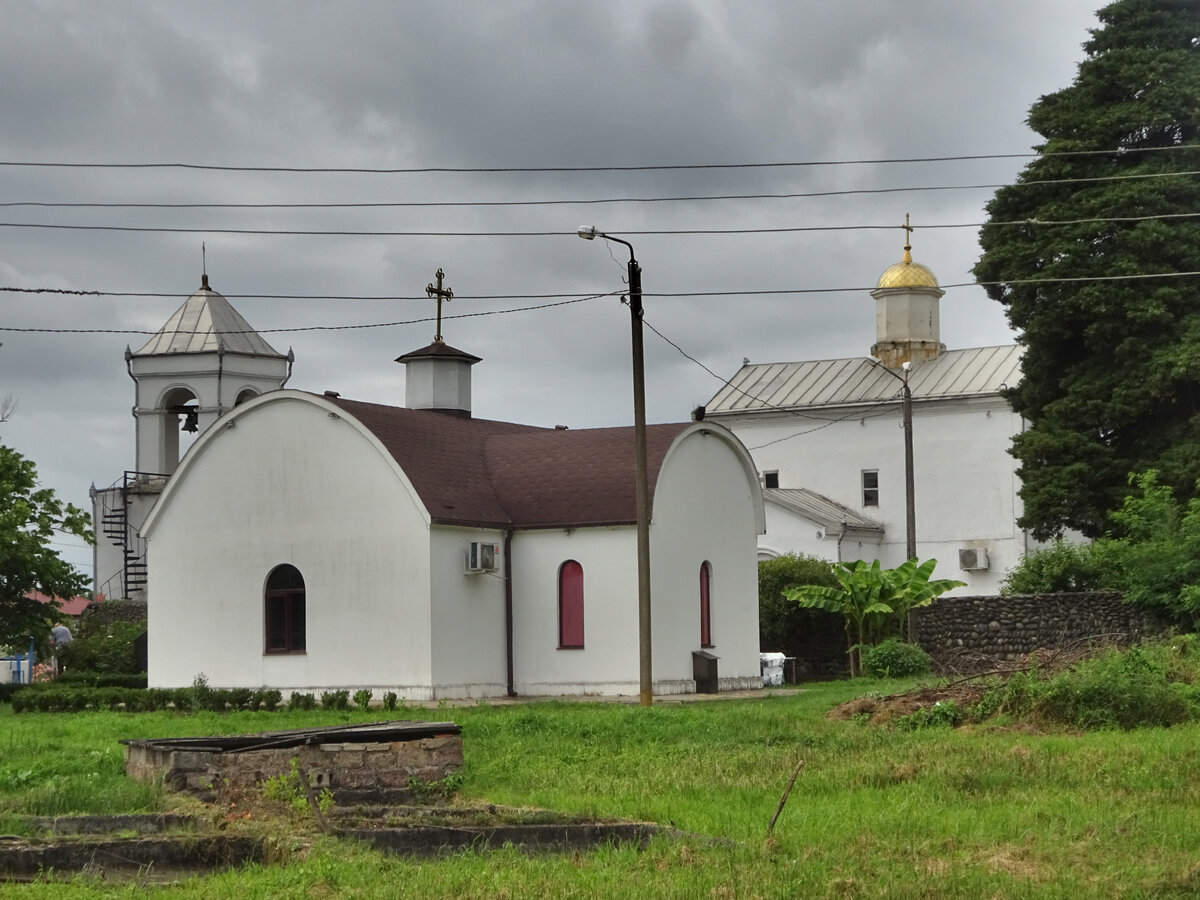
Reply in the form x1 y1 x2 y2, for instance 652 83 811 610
3 680 1199 898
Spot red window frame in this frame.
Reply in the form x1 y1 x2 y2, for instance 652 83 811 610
558 560 585 649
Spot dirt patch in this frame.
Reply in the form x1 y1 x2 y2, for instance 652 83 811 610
827 684 990 725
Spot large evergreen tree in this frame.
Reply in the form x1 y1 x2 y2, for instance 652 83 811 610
974 0 1200 539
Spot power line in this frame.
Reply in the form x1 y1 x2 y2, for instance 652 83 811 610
1 210 1197 238
5 269 1200 337
4 267 1200 306
4 169 1198 211
0 145 1193 174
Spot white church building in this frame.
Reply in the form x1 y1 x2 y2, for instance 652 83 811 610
705 233 1027 596
96 273 766 700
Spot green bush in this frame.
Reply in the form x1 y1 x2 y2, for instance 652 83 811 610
1000 539 1108 595
353 689 373 711
57 621 146 675
320 690 350 710
288 692 316 711
758 553 840 655
861 638 932 678
56 672 147 689
996 644 1198 730
382 691 399 711
897 699 962 730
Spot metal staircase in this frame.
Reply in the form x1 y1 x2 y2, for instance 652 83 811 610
96 471 160 599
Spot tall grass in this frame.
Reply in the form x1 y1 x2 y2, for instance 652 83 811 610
4 681 1200 898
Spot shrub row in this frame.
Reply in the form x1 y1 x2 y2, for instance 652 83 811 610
10 686 284 714
55 672 148 689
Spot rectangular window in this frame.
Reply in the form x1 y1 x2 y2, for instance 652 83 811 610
763 471 779 489
862 470 879 507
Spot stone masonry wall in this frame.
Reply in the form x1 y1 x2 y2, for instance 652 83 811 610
914 591 1170 668
125 734 463 803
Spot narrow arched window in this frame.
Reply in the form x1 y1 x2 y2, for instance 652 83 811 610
265 564 306 654
558 560 584 649
700 561 713 648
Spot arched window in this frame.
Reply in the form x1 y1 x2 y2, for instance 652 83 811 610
558 560 584 649
700 561 713 648
265 564 306 654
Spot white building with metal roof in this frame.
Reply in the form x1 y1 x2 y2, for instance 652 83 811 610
705 234 1028 595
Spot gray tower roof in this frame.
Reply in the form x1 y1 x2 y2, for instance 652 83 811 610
134 276 285 358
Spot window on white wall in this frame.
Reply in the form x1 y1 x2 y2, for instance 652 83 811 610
861 470 879 507
558 560 584 649
763 471 779 489
265 564 306 654
700 561 713 648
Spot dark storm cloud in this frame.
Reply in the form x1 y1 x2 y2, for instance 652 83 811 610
0 0 1101 574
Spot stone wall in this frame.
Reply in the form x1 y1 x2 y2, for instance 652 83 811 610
914 591 1170 669
123 722 463 804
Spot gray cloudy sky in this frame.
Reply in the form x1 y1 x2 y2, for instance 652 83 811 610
0 0 1102 575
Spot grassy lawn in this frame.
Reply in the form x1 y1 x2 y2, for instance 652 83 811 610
3 680 1200 898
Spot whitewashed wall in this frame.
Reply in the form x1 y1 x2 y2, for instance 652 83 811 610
143 392 435 693
722 396 1026 595
509 526 640 696
429 526 510 698
650 425 764 690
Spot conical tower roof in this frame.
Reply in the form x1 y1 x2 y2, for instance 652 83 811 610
134 275 285 358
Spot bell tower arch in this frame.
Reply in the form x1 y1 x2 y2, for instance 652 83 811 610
128 274 292 474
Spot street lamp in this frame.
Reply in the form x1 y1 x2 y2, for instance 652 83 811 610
578 225 653 707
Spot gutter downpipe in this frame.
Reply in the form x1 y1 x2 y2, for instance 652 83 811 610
836 520 848 563
504 528 517 697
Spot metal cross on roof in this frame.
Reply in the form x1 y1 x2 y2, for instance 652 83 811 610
426 268 453 343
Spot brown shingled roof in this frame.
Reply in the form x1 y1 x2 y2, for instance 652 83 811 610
329 395 689 529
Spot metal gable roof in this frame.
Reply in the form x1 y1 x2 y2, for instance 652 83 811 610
134 281 286 358
763 488 884 536
705 345 1022 415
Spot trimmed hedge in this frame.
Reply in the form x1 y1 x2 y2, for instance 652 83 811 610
10 685 283 714
55 672 148 689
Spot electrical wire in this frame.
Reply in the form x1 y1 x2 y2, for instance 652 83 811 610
4 168 1198 210
1 210 1198 238
4 268 1200 309
0 144 1194 174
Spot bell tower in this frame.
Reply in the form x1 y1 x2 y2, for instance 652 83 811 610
128 274 292 474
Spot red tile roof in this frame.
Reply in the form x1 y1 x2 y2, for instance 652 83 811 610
330 396 690 529
27 591 94 617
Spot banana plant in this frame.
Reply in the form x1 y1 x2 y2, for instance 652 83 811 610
784 559 963 676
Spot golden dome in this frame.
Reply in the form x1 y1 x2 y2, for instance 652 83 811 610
876 255 939 289
876 217 939 289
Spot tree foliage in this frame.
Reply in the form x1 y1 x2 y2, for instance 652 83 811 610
1000 539 1108 595
973 0 1200 539
0 444 92 650
1094 470 1200 628
758 553 839 653
784 559 963 677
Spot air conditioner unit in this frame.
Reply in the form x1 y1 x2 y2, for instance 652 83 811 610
466 541 500 574
958 548 990 571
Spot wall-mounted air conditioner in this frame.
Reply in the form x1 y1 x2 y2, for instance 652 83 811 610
466 541 500 574
958 548 990 571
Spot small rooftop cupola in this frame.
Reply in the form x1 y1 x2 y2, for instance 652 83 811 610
394 268 480 416
128 271 291 474
870 215 946 368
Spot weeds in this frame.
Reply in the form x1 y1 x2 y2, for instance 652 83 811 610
261 758 334 818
